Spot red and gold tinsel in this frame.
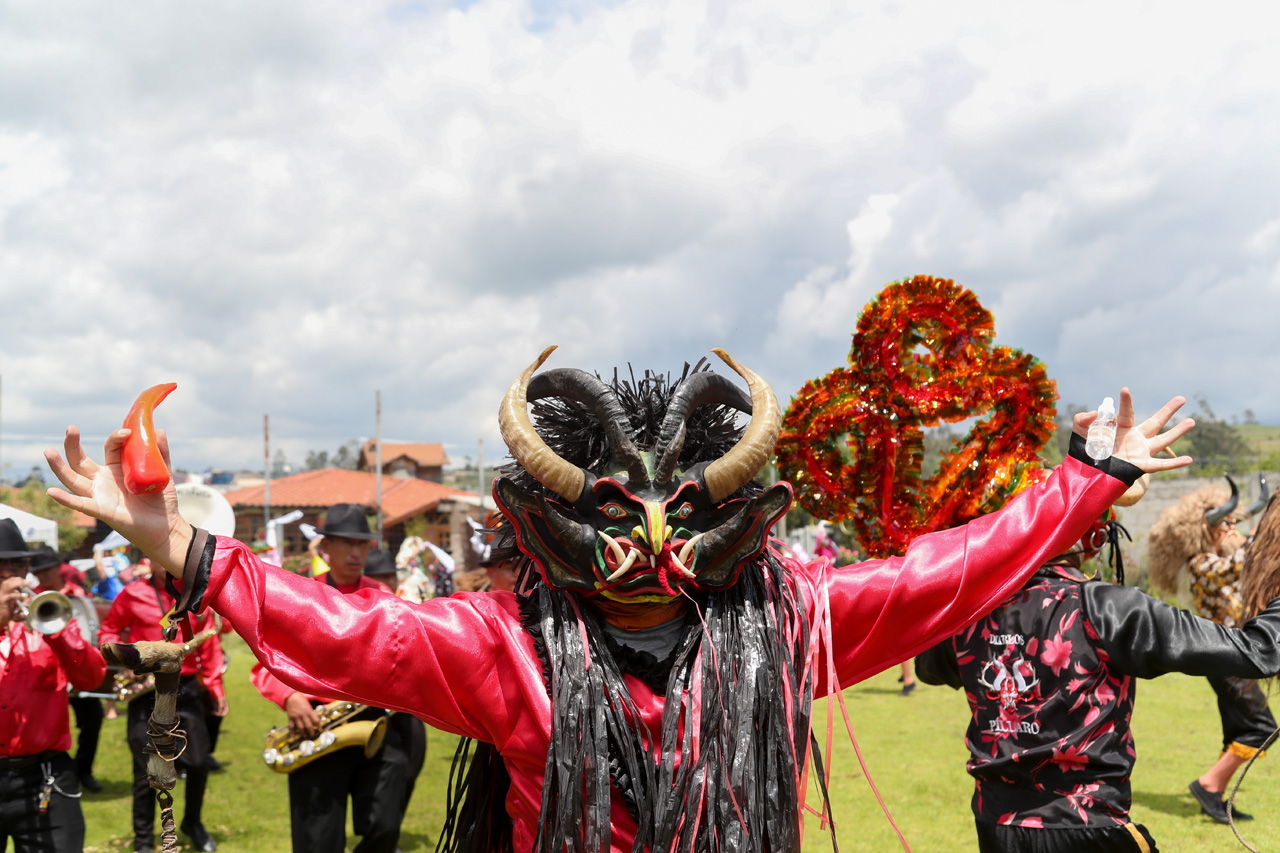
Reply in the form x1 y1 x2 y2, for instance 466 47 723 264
775 275 1057 558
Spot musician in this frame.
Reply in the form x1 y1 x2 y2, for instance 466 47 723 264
362 548 428 822
99 559 226 853
250 505 410 853
30 546 106 795
0 519 107 852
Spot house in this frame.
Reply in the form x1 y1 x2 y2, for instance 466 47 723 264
223 468 479 561
358 442 449 483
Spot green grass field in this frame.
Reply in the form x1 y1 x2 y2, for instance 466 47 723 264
81 634 1280 851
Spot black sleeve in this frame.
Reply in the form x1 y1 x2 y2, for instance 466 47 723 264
1067 432 1144 486
915 639 963 689
1084 582 1280 679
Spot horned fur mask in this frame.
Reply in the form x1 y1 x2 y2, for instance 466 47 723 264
493 346 792 603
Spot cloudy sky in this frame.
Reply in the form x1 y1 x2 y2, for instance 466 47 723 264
1 0 1277 481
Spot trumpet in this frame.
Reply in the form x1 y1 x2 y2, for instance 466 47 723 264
262 701 391 774
17 586 73 635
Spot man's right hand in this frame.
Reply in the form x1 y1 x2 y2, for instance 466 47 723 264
284 692 321 737
0 577 25 630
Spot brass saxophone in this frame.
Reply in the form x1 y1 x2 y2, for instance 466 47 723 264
261 701 392 774
113 621 220 703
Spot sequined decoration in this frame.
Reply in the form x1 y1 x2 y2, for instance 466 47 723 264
775 275 1057 557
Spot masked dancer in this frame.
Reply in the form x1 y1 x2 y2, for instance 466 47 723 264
45 349 1190 851
1146 476 1275 825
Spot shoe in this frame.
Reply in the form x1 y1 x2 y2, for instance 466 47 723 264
80 774 103 793
899 682 916 697
133 840 155 853
1228 803 1255 821
207 755 223 772
1189 779 1231 825
180 820 217 852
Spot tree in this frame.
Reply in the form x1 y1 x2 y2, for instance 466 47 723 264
1187 396 1251 474
331 439 360 470
0 480 89 553
302 440 361 470
270 449 291 478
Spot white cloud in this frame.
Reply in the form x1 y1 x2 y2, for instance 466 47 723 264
1 0 1279 484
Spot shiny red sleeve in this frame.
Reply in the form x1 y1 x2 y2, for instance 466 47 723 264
204 538 543 742
815 455 1128 693
45 621 108 691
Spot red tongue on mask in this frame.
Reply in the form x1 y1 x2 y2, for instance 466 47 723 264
654 542 680 597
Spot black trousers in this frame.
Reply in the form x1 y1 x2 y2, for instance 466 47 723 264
126 678 211 846
287 721 408 853
68 697 103 781
391 714 426 815
1207 674 1278 750
0 751 84 853
198 684 223 756
976 821 1158 852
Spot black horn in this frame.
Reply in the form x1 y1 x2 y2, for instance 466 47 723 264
652 372 753 486
1206 475 1240 527
528 369 650 487
1248 474 1270 517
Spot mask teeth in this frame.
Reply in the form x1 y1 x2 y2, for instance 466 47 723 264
649 554 656 569
605 547 640 582
669 549 697 579
677 532 705 566
598 530 627 566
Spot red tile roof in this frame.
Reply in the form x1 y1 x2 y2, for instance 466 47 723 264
359 441 449 469
223 468 475 527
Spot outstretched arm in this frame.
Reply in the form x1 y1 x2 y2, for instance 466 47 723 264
1087 585 1280 679
815 391 1193 692
44 427 540 742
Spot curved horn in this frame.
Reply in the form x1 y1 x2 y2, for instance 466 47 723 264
1248 474 1270 517
527 369 649 486
1205 475 1240 527
653 373 753 486
497 346 585 502
702 349 781 503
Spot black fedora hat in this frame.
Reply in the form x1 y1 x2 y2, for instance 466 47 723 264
319 504 377 541
30 546 62 573
364 548 397 577
0 518 37 560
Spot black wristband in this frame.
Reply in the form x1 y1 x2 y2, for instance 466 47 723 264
166 525 215 616
1068 432 1144 486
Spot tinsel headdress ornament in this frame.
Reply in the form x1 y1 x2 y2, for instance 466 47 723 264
776 275 1058 557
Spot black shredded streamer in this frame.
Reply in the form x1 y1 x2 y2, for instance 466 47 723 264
509 552 812 853
436 737 514 853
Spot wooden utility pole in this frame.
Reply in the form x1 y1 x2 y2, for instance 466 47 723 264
263 415 271 541
477 438 485 510
375 390 383 546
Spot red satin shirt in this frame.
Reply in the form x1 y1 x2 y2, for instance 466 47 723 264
251 573 389 708
206 455 1126 850
98 578 226 701
0 620 107 757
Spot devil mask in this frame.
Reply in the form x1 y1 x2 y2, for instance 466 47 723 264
493 346 792 603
